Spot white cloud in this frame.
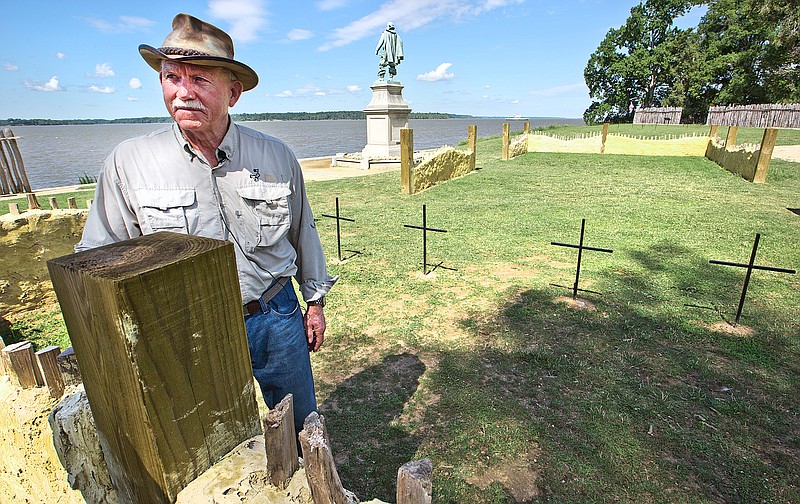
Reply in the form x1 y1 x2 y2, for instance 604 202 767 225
276 90 293 97
317 0 348 10
319 0 525 50
55 52 66 60
417 63 454 82
25 76 64 92
92 63 115 78
484 84 491 89
347 85 362 92
209 0 268 43
4 63 18 71
529 82 587 97
129 77 142 89
84 16 155 33
127 96 138 102
512 99 519 104
315 91 327 96
287 29 313 41
89 85 116 94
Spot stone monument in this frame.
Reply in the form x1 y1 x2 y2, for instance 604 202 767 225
363 22 411 159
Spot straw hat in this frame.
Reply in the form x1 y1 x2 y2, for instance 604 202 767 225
139 13 258 91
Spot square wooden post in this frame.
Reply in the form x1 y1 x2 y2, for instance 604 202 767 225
401 128 414 195
523 121 530 135
467 125 477 171
36 345 64 398
3 341 43 388
753 128 778 183
47 231 260 504
600 123 610 154
501 123 510 160
725 126 739 149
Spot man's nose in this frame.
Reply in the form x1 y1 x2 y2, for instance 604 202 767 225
175 81 195 99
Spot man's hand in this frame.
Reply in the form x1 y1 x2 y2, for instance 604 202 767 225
303 305 326 352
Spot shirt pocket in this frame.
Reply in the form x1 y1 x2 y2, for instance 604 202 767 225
137 188 196 234
236 182 292 249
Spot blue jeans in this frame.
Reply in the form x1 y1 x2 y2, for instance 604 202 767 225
244 281 317 439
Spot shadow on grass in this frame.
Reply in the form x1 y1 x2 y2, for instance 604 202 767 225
319 352 425 502
419 244 799 502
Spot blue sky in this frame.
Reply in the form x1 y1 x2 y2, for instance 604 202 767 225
1 0 706 120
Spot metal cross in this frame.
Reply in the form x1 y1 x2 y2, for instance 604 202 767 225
709 233 796 325
320 197 357 261
403 204 449 275
550 218 613 299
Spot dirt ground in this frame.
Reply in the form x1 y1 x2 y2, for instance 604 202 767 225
772 145 800 163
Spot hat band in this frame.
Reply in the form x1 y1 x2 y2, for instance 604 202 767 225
160 46 212 57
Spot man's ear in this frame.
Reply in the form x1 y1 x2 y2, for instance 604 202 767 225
229 80 244 107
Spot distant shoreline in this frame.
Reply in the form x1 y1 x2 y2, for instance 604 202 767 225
0 112 581 127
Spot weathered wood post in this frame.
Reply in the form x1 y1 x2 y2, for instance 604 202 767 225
26 193 41 210
753 128 778 184
501 123 510 160
263 393 300 488
57 347 82 386
8 202 20 216
467 125 477 171
36 345 64 398
2 128 32 192
0 335 9 376
47 231 261 504
299 412 352 504
706 125 720 157
401 128 414 195
524 121 530 135
397 459 433 504
600 123 610 154
3 341 44 388
68 197 78 209
725 126 739 149
49 197 59 210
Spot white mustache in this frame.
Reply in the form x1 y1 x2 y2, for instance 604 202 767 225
173 99 207 111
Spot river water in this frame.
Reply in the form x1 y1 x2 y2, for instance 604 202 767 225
8 117 582 190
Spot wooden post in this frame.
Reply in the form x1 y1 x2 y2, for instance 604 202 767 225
501 123 510 160
708 124 719 138
47 232 260 504
467 125 477 171
0 132 21 194
725 125 739 149
36 345 64 398
0 335 9 376
57 347 82 386
397 459 433 504
8 202 20 216
67 197 78 209
601 123 610 154
3 341 44 388
26 192 41 210
401 128 414 195
0 141 11 195
523 121 530 135
299 412 349 504
49 196 59 210
706 125 720 157
753 128 779 184
2 128 32 192
263 393 300 488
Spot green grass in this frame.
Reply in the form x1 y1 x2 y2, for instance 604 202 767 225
0 187 95 215
534 123 800 145
5 136 800 502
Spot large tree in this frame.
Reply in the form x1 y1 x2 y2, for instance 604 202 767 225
583 0 696 124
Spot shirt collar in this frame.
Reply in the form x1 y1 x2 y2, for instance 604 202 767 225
172 119 239 165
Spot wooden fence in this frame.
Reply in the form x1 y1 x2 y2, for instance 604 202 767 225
633 107 683 125
707 103 800 128
0 128 32 195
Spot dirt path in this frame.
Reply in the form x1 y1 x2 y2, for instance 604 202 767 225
772 145 800 163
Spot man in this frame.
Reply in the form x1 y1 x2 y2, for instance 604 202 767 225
76 13 337 438
375 21 403 81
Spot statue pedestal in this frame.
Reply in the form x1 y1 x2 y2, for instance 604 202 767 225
362 81 411 159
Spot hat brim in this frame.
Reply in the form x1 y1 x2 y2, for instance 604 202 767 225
139 44 259 91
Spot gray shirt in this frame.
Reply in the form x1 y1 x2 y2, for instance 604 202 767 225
76 121 337 304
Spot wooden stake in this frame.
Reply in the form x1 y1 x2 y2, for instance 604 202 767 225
56 347 82 387
8 202 20 216
47 232 260 504
401 128 414 195
601 123 610 154
725 125 739 149
467 125 477 172
2 128 32 192
49 197 59 210
36 345 64 398
397 459 433 504
26 192 41 210
299 412 349 504
3 341 43 388
753 128 778 184
263 393 300 488
67 197 78 209
501 123 510 160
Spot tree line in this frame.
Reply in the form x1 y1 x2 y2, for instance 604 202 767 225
0 111 469 127
584 0 798 124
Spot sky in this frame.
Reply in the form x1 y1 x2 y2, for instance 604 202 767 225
0 0 707 120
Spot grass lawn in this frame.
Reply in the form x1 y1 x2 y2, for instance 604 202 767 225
0 186 95 215
4 133 799 502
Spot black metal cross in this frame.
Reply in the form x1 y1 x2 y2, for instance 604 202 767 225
550 218 614 299
709 233 796 325
403 204 448 275
321 197 357 261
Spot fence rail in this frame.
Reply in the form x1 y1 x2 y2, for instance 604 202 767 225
707 103 800 128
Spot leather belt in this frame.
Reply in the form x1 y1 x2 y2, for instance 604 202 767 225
244 277 290 316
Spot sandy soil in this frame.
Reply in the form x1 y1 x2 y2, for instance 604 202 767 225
772 145 800 163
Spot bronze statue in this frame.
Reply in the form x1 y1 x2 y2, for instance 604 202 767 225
375 22 403 81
